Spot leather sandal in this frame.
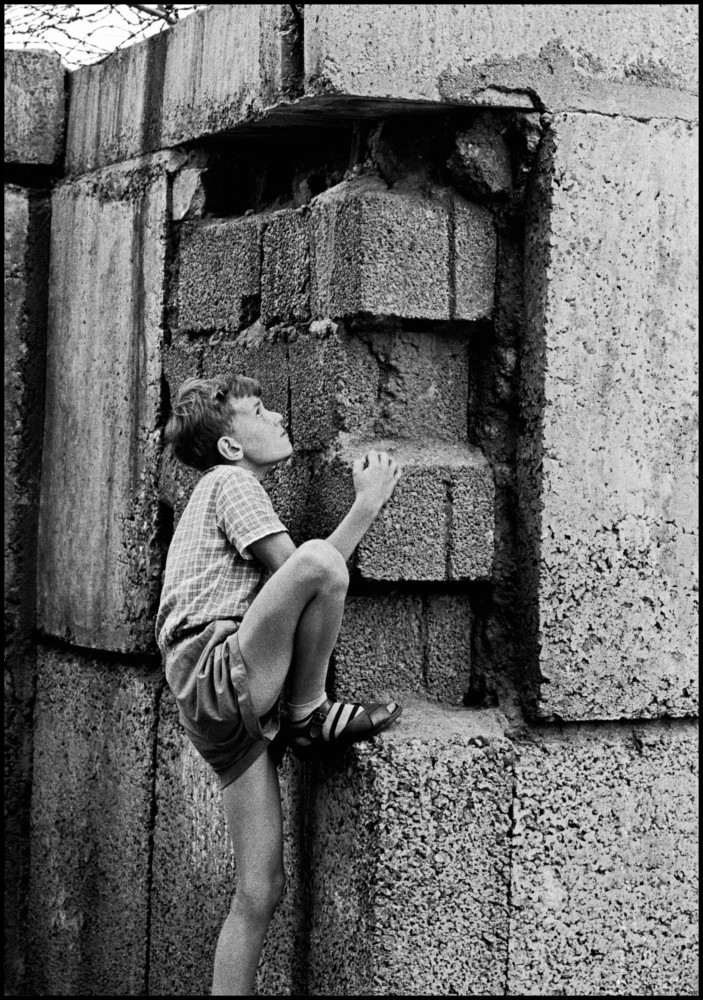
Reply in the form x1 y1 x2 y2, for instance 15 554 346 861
287 699 403 761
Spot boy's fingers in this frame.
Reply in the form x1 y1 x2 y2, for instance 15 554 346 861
353 458 364 476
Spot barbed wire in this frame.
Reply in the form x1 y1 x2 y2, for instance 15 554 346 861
4 4 211 68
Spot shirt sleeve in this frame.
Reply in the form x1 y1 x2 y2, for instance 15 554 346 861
215 469 288 560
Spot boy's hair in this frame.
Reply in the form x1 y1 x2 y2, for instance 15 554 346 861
166 374 261 471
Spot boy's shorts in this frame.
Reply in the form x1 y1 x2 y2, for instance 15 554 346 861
164 618 281 789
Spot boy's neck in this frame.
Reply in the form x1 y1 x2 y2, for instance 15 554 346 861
227 457 275 482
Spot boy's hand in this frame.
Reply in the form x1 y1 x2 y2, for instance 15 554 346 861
352 450 401 514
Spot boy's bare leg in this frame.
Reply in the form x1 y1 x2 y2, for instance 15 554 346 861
236 539 349 716
212 748 284 996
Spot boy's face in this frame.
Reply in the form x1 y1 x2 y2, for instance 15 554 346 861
220 394 293 474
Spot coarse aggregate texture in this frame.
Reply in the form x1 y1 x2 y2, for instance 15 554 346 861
508 721 699 996
200 322 290 419
310 177 495 321
65 4 302 176
4 50 65 167
519 113 699 721
36 154 183 654
149 690 309 996
333 592 472 705
309 441 494 581
261 207 311 324
290 320 470 450
306 703 513 995
304 5 699 120
27 646 160 997
173 215 266 334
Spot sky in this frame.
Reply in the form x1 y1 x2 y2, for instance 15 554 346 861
4 4 210 69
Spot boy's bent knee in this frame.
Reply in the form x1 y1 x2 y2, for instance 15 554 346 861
236 870 285 920
296 539 349 590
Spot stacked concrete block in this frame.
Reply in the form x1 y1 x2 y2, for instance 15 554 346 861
333 593 472 705
508 722 699 995
304 5 698 120
149 690 310 996
66 4 302 175
290 322 470 449
261 208 311 325
306 707 513 995
27 648 161 996
308 441 494 582
4 50 65 167
173 216 267 334
519 112 699 721
310 177 496 321
36 153 182 654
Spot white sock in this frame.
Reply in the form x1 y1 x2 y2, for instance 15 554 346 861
287 693 328 723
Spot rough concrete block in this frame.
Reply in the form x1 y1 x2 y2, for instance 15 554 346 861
4 186 49 637
27 647 160 996
332 594 425 701
311 177 496 321
307 703 513 995
508 722 699 996
304 5 698 120
149 689 309 996
4 50 65 166
425 593 473 703
290 321 470 450
174 216 266 334
66 5 302 175
332 593 472 705
449 119 513 198
519 113 698 720
454 197 499 320
310 442 494 581
36 154 183 654
261 208 311 324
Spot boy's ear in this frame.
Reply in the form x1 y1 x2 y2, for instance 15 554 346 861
217 435 244 462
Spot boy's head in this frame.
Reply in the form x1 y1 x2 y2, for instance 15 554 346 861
166 375 292 473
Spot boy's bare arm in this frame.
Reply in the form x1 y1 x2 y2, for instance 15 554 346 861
249 451 400 572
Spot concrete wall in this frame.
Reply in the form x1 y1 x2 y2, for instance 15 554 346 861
4 5 698 997
4 50 63 993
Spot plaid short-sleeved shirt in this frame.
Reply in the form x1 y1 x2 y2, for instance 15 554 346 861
155 465 287 654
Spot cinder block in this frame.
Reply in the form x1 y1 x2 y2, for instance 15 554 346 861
508 722 699 996
174 216 266 334
4 50 65 166
306 704 513 995
304 5 698 121
66 5 301 175
332 593 472 705
310 441 494 581
261 208 311 324
290 321 470 450
332 594 425 701
454 197 498 320
425 593 472 702
310 177 496 321
149 690 309 996
27 647 160 996
36 157 177 654
519 113 698 720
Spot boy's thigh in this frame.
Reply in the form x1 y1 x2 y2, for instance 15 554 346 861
237 540 343 683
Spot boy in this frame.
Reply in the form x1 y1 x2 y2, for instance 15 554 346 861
156 374 403 995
